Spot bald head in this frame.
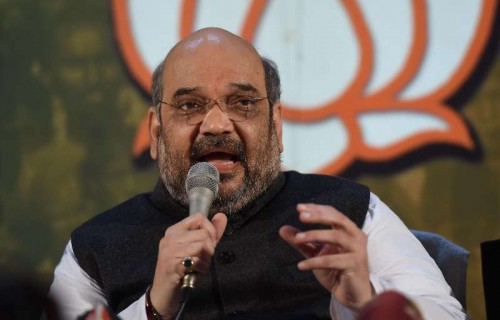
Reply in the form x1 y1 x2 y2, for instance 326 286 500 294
151 28 281 110
167 28 259 64
162 28 265 101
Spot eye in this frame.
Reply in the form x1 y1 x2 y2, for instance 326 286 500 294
175 98 205 113
238 98 253 108
228 96 257 110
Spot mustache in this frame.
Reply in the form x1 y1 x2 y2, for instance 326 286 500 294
190 136 246 162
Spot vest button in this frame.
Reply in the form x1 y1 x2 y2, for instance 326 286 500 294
218 251 236 264
228 310 244 316
224 224 234 235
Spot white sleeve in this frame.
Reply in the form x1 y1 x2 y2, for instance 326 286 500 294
47 241 148 320
330 193 466 320
118 295 148 320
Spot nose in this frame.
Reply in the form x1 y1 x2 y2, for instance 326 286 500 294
198 103 235 136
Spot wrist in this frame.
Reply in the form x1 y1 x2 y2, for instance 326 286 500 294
145 285 172 320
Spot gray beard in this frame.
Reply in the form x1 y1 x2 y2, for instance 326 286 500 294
157 125 281 216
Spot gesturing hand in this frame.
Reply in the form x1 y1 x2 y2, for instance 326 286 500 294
150 212 227 319
279 203 373 311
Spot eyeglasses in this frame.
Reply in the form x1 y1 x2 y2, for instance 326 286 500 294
159 95 268 125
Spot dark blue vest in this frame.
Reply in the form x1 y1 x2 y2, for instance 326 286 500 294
71 171 370 319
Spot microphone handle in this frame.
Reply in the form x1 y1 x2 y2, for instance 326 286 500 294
185 186 213 289
188 187 215 216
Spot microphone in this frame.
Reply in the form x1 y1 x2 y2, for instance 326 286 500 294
185 162 220 216
174 163 220 320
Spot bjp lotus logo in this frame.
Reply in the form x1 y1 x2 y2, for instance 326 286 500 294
111 0 497 175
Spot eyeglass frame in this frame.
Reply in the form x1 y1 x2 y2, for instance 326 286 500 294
157 94 269 125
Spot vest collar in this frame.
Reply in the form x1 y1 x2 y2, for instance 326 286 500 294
149 172 286 229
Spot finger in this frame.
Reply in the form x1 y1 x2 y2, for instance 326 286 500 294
293 229 364 253
157 243 214 279
158 236 216 267
165 214 217 245
165 214 204 233
160 230 217 255
316 243 344 256
167 228 216 246
297 253 359 271
279 225 300 241
174 240 216 261
164 257 211 284
176 256 211 275
297 204 360 235
279 226 321 258
211 212 228 243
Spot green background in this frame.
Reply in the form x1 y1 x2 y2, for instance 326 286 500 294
1 2 498 319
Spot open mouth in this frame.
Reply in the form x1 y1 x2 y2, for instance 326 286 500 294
196 150 241 173
190 137 245 174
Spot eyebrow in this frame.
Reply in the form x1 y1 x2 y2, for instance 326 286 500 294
229 83 259 94
172 87 200 98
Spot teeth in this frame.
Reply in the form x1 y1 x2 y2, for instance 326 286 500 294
202 152 235 162
208 159 235 165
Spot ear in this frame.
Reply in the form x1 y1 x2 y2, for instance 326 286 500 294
272 102 284 153
148 106 160 160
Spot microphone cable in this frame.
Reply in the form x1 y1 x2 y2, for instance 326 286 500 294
173 273 196 320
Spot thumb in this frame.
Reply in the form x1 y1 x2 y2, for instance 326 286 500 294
279 225 318 258
211 212 228 243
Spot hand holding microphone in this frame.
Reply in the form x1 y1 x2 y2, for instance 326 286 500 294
149 163 227 319
182 162 221 289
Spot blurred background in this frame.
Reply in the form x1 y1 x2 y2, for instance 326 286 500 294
1 1 498 319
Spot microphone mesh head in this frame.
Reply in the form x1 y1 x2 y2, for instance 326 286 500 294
185 162 220 196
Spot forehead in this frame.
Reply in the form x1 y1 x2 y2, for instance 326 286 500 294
162 38 265 97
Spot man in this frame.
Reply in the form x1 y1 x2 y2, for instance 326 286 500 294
48 28 465 319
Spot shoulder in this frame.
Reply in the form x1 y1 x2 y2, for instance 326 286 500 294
282 171 371 228
69 191 166 286
283 170 370 195
70 191 163 249
74 192 153 232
